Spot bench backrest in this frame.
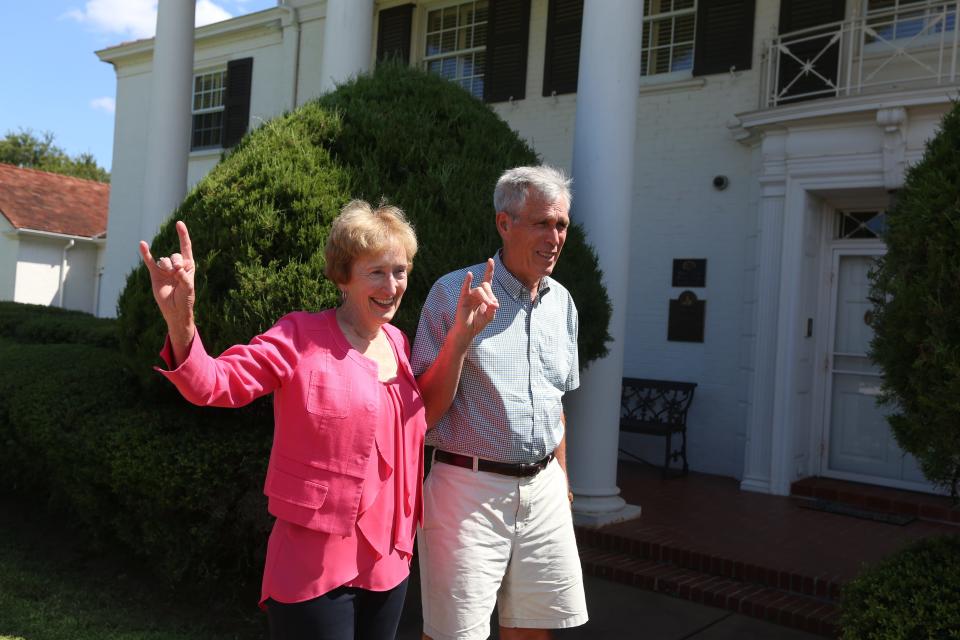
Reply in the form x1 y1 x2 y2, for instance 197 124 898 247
620 377 697 428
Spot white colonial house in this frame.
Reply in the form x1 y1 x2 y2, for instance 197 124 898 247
0 164 108 314
95 0 959 523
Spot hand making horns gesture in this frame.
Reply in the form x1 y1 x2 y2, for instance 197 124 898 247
138 221 197 346
453 257 499 347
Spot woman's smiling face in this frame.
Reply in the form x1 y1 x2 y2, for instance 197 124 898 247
339 242 410 328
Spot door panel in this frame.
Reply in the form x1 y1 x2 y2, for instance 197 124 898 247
825 253 926 485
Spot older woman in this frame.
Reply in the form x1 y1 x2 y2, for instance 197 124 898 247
138 200 485 639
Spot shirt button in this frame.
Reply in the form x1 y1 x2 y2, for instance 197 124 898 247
366 402 376 411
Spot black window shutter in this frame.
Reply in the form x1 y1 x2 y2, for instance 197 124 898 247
222 57 253 148
775 0 845 103
692 0 756 77
376 4 414 65
484 0 531 103
542 0 582 97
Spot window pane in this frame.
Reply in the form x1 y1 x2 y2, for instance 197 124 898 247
475 1 488 23
672 42 693 71
474 51 485 75
458 26 471 49
474 23 487 47
441 57 457 78
676 13 695 43
675 0 695 10
427 9 442 32
441 29 456 54
426 33 441 56
442 6 458 30
460 3 474 26
471 77 483 99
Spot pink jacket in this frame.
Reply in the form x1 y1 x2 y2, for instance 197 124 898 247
158 309 426 538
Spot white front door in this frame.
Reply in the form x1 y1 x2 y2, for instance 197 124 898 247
821 248 929 490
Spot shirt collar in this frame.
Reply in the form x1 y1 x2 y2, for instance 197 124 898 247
493 250 551 303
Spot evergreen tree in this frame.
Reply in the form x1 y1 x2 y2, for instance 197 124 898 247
869 101 960 499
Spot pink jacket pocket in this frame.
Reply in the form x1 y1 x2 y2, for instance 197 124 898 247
264 455 363 537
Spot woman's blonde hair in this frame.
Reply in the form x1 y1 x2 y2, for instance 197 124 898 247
324 199 418 285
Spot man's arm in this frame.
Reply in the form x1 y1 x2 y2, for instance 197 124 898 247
417 329 471 428
416 260 498 427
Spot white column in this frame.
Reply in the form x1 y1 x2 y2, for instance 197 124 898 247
320 0 375 94
566 0 644 527
140 0 195 243
281 4 302 110
741 132 787 494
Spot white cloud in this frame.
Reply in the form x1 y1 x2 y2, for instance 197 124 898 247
195 0 233 27
90 97 116 114
65 0 236 40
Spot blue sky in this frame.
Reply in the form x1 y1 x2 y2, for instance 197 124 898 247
0 0 277 173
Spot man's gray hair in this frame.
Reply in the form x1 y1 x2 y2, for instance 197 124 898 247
493 165 572 218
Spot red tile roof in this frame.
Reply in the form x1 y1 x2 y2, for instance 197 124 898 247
0 163 109 238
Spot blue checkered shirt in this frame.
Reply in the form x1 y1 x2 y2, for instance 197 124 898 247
411 251 579 464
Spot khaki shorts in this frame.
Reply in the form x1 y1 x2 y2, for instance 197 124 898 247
418 456 588 640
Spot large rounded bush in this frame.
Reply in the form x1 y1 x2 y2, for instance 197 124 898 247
869 101 960 498
118 64 611 380
840 535 960 639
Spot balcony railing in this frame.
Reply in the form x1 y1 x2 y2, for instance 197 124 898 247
761 1 960 108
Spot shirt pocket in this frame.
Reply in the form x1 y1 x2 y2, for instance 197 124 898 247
306 369 350 419
539 332 572 390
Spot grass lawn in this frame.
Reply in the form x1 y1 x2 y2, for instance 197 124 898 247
0 493 267 640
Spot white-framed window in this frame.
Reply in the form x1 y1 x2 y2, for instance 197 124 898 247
422 0 488 99
865 0 956 43
191 69 226 150
641 0 697 76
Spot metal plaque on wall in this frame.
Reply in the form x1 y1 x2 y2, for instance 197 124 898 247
672 258 706 288
668 290 705 342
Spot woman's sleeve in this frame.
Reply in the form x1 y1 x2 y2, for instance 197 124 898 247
156 314 301 408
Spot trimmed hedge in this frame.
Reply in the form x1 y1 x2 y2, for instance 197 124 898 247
0 301 118 348
0 335 270 588
869 100 960 498
117 63 611 385
841 535 960 639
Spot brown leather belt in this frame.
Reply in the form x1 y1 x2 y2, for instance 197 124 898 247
434 450 554 477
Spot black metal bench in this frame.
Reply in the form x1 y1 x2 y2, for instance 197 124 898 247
618 377 697 477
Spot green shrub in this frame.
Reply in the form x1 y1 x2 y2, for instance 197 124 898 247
0 301 117 347
0 337 270 589
117 64 611 383
840 535 960 639
869 101 960 498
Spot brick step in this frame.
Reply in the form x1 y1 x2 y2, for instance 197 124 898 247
579 547 840 638
790 476 960 526
575 527 843 603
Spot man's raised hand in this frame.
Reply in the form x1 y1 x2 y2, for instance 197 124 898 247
453 258 499 348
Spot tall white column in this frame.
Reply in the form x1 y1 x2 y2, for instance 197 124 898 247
320 0 375 93
140 0 195 243
741 132 787 494
567 0 644 527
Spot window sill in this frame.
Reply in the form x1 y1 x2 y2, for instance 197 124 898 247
189 147 223 160
638 75 706 97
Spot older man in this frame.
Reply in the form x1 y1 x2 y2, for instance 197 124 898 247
412 166 588 640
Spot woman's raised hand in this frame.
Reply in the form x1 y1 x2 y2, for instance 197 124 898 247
452 258 499 349
138 221 197 347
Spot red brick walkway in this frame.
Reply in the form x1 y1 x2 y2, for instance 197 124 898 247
575 461 959 637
